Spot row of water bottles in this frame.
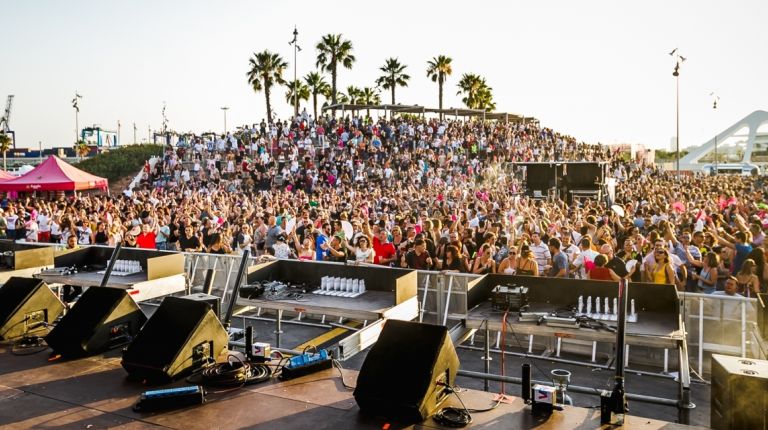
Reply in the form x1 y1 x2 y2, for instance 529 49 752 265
111 259 142 274
314 276 366 297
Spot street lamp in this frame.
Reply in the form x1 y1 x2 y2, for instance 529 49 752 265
221 106 229 134
711 92 720 174
288 26 301 118
669 48 686 178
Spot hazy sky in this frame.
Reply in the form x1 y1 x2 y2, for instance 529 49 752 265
1 0 766 149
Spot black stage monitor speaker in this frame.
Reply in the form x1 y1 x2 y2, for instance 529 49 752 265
121 296 228 382
45 287 147 357
181 293 221 320
354 320 459 423
711 354 768 430
0 277 64 340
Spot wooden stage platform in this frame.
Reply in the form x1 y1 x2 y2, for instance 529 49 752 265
0 344 702 429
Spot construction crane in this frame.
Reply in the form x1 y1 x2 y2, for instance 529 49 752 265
1 95 13 133
0 95 14 149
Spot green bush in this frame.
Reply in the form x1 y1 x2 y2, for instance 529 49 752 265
74 144 164 182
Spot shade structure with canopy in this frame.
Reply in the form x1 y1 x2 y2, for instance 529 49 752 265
0 155 108 193
0 170 15 181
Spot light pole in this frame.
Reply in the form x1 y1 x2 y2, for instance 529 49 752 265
289 26 301 118
117 120 121 146
711 93 719 174
71 92 82 143
670 49 686 178
221 106 229 134
133 122 137 145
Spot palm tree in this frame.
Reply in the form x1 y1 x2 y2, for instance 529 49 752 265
345 86 362 105
426 55 453 118
285 80 310 115
375 57 410 105
0 133 11 170
475 86 496 111
315 34 356 113
304 72 330 120
246 50 289 123
359 87 381 118
74 139 90 161
456 73 495 111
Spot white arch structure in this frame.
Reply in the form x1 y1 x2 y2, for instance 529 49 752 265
680 110 768 169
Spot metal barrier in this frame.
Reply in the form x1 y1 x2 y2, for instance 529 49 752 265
679 292 766 377
16 241 768 368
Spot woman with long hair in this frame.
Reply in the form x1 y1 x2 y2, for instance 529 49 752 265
441 245 468 273
736 258 761 297
497 245 518 275
693 251 719 294
471 243 496 274
644 248 676 286
516 246 539 276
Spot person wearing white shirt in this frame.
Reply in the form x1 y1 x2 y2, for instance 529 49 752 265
37 212 51 243
529 232 551 271
572 237 600 279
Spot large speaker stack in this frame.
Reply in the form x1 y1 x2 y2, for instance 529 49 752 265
0 277 63 340
354 320 459 423
45 287 147 358
121 296 228 382
711 354 768 429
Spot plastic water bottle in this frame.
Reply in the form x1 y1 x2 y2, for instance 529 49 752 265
359 280 366 294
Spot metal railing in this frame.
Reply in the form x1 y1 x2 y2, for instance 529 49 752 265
679 291 765 377
17 241 767 369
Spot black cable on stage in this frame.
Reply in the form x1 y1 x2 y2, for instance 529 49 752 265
433 385 501 428
186 355 271 389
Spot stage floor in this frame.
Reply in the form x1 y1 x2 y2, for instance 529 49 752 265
0 339 706 430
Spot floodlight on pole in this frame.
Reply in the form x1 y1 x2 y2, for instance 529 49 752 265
221 106 229 133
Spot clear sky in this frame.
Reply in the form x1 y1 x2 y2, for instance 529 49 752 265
1 0 766 150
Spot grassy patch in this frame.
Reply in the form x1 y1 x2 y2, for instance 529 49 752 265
74 144 164 182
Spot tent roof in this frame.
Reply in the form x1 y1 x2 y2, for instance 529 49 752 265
0 156 108 192
0 170 15 181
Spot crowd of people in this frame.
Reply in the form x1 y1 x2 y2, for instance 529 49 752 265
3 111 767 297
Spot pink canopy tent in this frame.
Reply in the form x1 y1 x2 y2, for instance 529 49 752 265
0 170 15 181
0 156 108 192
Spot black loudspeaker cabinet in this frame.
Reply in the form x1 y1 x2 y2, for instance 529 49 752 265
711 354 768 430
121 296 228 382
0 277 64 340
45 287 147 357
181 293 221 319
354 320 459 423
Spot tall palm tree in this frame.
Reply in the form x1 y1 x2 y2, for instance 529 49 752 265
345 86 362 105
426 55 453 118
246 50 288 123
359 87 381 118
375 57 410 105
0 133 11 170
456 73 495 111
315 34 356 113
285 80 310 114
304 72 330 120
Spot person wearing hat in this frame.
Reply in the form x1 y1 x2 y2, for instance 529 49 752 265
123 225 140 248
272 233 293 259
